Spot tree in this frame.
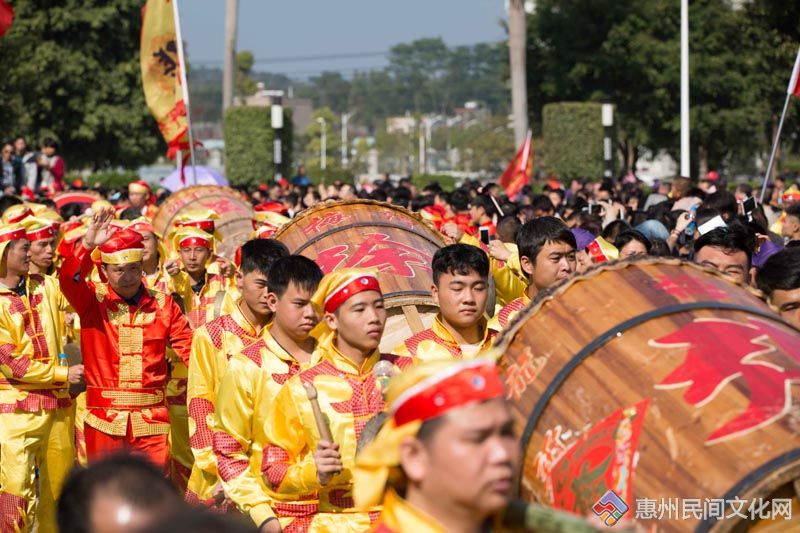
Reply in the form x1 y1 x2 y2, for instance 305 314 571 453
235 50 258 99
301 107 341 177
525 0 790 176
0 0 163 169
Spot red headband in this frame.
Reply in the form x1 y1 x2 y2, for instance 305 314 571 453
392 360 505 427
177 220 215 233
6 208 33 224
0 228 27 243
324 275 381 313
26 226 57 241
179 236 211 249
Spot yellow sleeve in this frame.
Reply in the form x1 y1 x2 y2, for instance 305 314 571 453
391 340 412 358
265 381 322 495
169 271 191 302
186 326 219 476
214 355 276 525
0 305 67 385
493 250 527 306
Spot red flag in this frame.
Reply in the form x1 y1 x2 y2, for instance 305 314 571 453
787 46 800 98
0 0 14 39
498 130 533 198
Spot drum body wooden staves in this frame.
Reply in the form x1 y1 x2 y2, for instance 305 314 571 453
495 259 800 532
152 185 254 259
274 200 445 352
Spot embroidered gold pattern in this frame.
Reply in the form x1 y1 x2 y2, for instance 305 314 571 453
85 411 129 436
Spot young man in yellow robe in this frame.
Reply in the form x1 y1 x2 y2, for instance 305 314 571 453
256 269 413 532
185 238 289 506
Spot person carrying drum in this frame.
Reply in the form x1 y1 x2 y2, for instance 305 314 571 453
185 239 288 507
212 255 325 531
257 269 412 532
394 244 499 362
493 217 576 330
353 359 518 533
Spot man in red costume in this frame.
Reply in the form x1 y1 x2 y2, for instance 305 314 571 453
59 208 193 468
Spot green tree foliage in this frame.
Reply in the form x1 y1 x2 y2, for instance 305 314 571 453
223 106 291 187
526 0 800 175
0 0 163 169
236 50 258 99
542 103 605 179
301 108 342 178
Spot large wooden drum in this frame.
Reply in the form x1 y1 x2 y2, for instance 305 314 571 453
274 200 445 352
153 185 254 259
495 258 800 532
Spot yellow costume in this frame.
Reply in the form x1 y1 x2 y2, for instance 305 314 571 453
258 269 414 531
0 225 73 533
354 360 506 533
489 293 531 331
392 315 497 362
173 226 237 495
213 328 320 528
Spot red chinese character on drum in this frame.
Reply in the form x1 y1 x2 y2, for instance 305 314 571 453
652 317 800 445
314 233 432 278
302 212 351 236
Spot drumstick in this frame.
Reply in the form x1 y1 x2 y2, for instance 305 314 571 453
304 382 334 443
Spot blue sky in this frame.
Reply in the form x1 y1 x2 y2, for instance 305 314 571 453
181 0 508 77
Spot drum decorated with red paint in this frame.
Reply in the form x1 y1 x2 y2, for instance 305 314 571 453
152 185 254 259
274 199 446 351
494 258 800 532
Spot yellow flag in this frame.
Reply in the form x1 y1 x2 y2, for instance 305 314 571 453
140 0 188 158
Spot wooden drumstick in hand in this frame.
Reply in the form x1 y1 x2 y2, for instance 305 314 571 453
304 382 334 443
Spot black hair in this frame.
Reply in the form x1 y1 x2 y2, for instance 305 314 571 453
415 415 446 444
431 243 489 285
756 248 800 295
737 183 753 197
42 137 59 149
239 239 289 277
118 206 143 221
470 194 498 218
0 195 22 217
370 189 388 202
695 207 722 231
267 255 323 297
649 238 672 257
142 506 257 533
59 202 85 221
702 191 737 221
785 203 800 220
530 195 555 215
694 222 755 264
615 230 652 254
410 194 434 212
601 220 631 243
516 217 576 264
448 189 470 212
496 215 522 244
57 453 180 533
391 186 412 208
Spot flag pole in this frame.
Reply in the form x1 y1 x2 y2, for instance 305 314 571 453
759 46 800 204
680 0 690 179
759 93 792 204
172 0 197 185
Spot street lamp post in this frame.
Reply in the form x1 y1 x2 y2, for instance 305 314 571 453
341 112 351 168
601 103 614 179
271 92 283 182
317 117 327 171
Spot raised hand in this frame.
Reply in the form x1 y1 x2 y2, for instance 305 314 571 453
84 208 116 248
